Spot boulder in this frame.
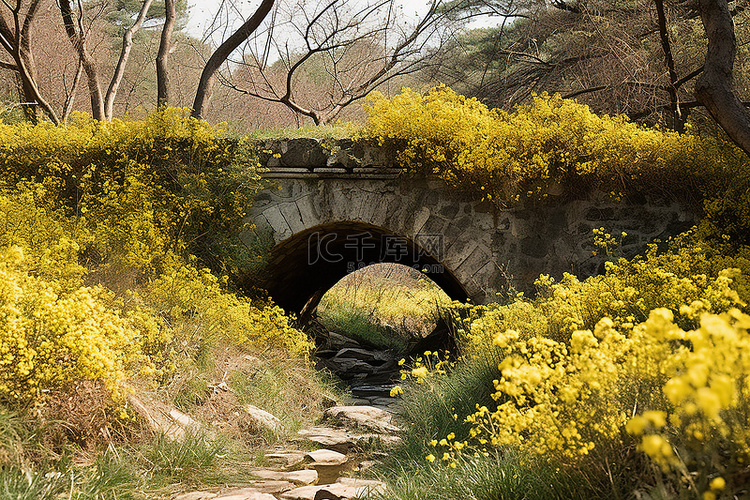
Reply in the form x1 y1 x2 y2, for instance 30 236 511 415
242 405 281 432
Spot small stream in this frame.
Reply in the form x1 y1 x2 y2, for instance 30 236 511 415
306 317 453 410
312 332 401 409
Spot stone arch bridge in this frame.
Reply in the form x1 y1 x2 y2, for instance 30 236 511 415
242 139 697 313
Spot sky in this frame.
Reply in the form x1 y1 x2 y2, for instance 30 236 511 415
184 0 494 43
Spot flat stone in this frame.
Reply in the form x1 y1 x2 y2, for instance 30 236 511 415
323 406 400 434
174 493 216 500
265 451 307 469
297 426 401 452
305 449 348 466
312 478 387 500
326 332 361 349
214 488 279 500
325 358 376 374
282 482 383 500
348 384 394 397
169 409 201 430
336 477 386 490
280 485 326 500
251 469 319 486
243 405 281 432
127 394 197 442
245 481 297 494
298 427 352 452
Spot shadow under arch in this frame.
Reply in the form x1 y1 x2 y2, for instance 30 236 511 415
259 221 469 314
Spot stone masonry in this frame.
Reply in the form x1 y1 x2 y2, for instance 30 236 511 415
242 138 699 312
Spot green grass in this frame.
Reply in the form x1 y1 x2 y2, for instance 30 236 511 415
388 354 502 466
373 451 586 500
139 431 229 487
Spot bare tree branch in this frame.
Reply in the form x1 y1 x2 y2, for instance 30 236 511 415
59 0 104 120
192 0 275 119
655 0 685 130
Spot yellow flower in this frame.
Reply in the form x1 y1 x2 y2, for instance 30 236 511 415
425 454 436 462
709 477 726 491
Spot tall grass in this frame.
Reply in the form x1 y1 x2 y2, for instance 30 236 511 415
373 451 587 500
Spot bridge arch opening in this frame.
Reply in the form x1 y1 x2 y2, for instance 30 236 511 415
316 262 452 350
309 261 458 404
258 221 469 316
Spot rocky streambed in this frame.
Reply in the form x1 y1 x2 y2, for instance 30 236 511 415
309 329 403 410
172 405 400 500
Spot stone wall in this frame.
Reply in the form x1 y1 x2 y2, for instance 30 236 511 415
243 139 699 311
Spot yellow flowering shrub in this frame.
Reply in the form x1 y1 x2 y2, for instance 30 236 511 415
0 108 264 279
462 242 748 362
422 236 750 494
359 86 750 246
626 308 750 491
0 111 307 416
461 319 633 462
146 265 312 358
0 247 159 405
0 183 85 292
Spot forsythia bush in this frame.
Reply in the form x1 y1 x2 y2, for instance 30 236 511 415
0 111 308 411
627 308 750 496
0 108 264 278
0 247 159 405
146 265 312 358
414 235 750 495
359 86 750 244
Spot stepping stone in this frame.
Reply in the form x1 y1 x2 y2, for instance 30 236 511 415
174 493 216 500
305 449 347 466
297 426 352 452
251 469 319 486
297 426 401 452
323 406 400 434
265 451 307 469
245 481 297 495
336 477 386 490
280 485 325 500
326 332 361 349
333 348 391 364
280 477 387 500
214 489 279 500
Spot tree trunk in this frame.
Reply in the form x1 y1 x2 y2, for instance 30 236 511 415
156 0 175 108
0 7 59 124
59 0 105 121
695 0 750 156
105 0 154 119
191 0 275 120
